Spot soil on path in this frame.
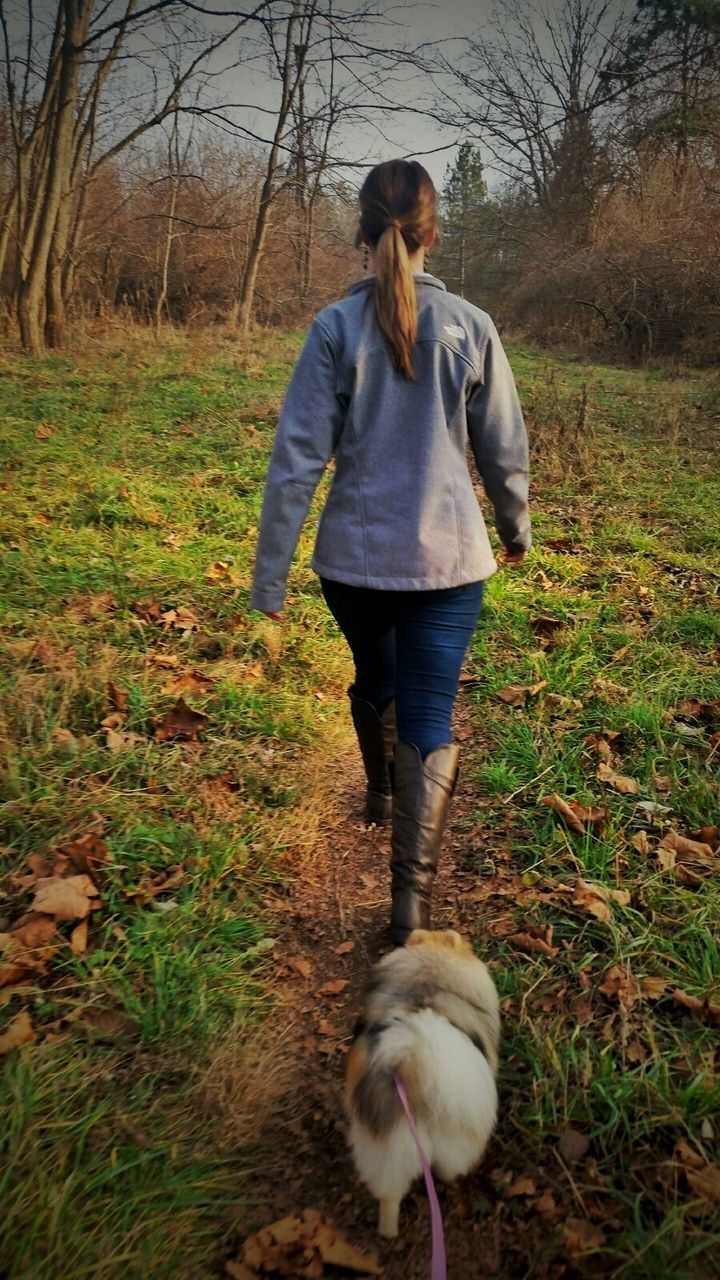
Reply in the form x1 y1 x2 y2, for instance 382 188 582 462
239 712 505 1280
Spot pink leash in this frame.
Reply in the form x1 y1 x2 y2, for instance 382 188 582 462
394 1074 447 1280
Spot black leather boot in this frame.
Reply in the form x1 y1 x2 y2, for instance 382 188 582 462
348 688 396 825
390 741 460 946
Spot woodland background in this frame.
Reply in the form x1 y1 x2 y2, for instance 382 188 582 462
1 0 719 362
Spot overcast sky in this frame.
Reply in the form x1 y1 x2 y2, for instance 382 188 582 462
220 0 500 191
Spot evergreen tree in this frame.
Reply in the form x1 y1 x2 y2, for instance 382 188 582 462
437 143 499 300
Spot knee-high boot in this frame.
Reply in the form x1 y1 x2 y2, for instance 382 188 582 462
348 687 396 825
389 741 459 946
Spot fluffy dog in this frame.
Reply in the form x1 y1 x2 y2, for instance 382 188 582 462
345 929 500 1238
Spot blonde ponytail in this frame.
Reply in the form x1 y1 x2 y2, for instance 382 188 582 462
357 160 438 383
373 223 417 380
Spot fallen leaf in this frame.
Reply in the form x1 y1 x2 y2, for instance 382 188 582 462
558 1128 590 1162
9 915 57 948
131 597 163 623
161 605 199 633
232 1209 381 1277
533 1191 558 1217
531 616 564 644
70 920 88 955
640 976 667 1000
658 831 715 870
675 1140 720 1205
542 692 583 713
334 941 354 955
573 878 629 923
162 669 216 696
541 793 586 834
289 956 313 979
562 1218 606 1255
497 681 548 706
51 727 77 750
505 1176 537 1197
32 874 99 921
35 423 55 440
154 697 208 743
672 989 720 1026
0 1010 35 1054
317 979 348 996
205 561 233 582
146 653 180 669
107 679 128 712
544 537 575 553
653 773 672 793
105 727 146 754
317 1019 341 1037
58 832 112 880
632 830 652 855
509 926 559 959
597 762 640 794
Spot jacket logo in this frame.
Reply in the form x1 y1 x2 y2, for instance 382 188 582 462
443 324 466 340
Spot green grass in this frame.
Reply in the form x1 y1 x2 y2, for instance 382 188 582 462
0 329 351 1279
462 351 720 1276
2 330 719 1277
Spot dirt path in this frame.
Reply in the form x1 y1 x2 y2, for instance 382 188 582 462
239 702 503 1280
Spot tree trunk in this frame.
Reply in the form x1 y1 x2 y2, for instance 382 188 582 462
236 0 307 333
18 0 93 355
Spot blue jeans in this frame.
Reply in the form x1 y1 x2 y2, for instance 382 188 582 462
320 577 484 759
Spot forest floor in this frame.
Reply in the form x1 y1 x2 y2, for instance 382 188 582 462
1 328 719 1280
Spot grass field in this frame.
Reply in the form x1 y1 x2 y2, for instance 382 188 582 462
1 329 719 1278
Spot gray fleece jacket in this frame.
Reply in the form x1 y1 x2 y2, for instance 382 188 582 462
249 273 530 613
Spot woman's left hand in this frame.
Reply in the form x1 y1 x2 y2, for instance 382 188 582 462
497 548 527 567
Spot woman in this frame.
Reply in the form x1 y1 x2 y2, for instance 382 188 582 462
250 159 530 946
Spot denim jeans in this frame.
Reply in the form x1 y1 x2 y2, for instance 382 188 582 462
320 577 485 759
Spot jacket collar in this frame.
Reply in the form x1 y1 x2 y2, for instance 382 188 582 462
346 272 447 297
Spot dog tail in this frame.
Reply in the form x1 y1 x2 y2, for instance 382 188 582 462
348 1018 420 1139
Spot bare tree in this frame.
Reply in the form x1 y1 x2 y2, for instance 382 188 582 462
0 0 267 353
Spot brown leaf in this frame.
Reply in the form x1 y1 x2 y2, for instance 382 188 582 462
632 830 652 855
542 692 584 714
146 653 180 669
131 597 163 623
70 920 88 955
316 979 348 996
334 940 355 955
675 1141 720 1205
509 926 559 959
317 1019 341 1038
107 679 128 712
541 793 586 834
288 956 313 979
9 915 57 948
35 423 55 440
531 616 564 645
533 1191 559 1217
0 1010 35 1055
597 761 640 794
154 697 208 743
672 989 720 1026
105 727 147 754
505 1176 537 1197
558 1128 590 1162
691 825 717 848
574 878 629 923
162 669 216 696
32 874 99 921
497 681 548 706
652 773 672 793
562 1218 606 1255
235 1210 381 1277
658 831 715 872
640 976 668 1000
59 832 112 879
161 605 199 633
205 560 233 582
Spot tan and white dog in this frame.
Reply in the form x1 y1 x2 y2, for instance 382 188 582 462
345 929 500 1238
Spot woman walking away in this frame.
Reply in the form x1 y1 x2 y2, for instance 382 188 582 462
250 159 530 946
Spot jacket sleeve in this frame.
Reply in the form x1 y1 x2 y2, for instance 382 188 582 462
466 321 531 555
249 319 346 612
